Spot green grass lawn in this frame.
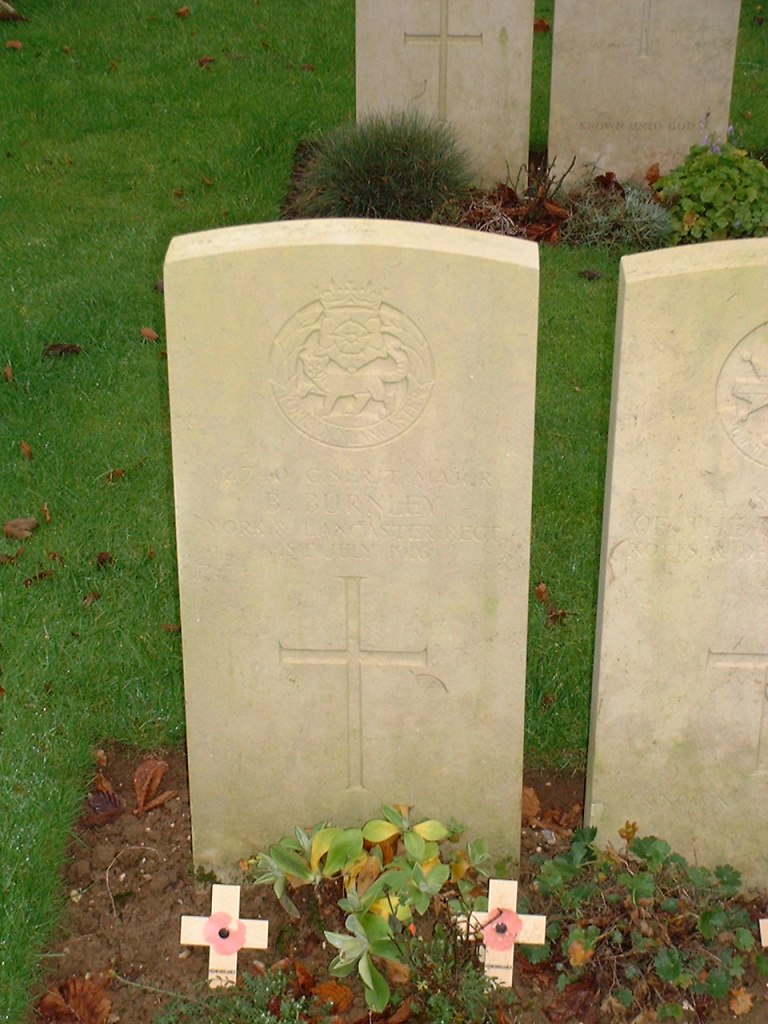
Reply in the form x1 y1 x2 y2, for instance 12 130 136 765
0 1 765 1020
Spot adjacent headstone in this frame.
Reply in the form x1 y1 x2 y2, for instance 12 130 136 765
164 219 539 878
180 885 269 988
356 0 535 186
458 878 547 985
586 239 768 886
548 0 741 183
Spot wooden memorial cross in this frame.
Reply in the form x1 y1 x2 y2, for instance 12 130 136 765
458 878 547 986
761 918 768 948
180 884 269 988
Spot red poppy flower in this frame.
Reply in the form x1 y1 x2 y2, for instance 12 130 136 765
203 911 247 955
482 908 523 952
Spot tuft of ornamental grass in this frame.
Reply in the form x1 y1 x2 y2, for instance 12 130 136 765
561 181 674 250
284 110 475 221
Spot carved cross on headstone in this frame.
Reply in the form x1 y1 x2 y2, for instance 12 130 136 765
457 878 547 986
708 650 768 774
404 0 483 120
180 884 269 988
639 0 654 58
280 576 428 790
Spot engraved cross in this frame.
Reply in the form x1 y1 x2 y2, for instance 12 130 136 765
404 0 483 120
639 0 654 58
708 650 768 774
279 576 428 790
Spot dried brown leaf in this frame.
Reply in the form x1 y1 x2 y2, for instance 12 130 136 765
0 546 23 565
198 54 215 68
96 551 113 568
4 516 37 540
140 326 159 342
42 343 81 356
729 988 753 1016
132 758 169 815
533 18 551 32
41 501 52 523
5 38 22 49
82 591 101 607
161 622 181 633
292 959 315 994
139 788 177 813
381 957 410 986
522 785 542 823
36 976 111 1024
311 981 354 1012
82 770 124 826
175 4 191 16
546 977 599 1023
534 581 549 603
104 468 125 482
3 363 13 382
23 568 53 586
19 440 32 460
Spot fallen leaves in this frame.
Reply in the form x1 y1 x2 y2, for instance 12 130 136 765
36 976 111 1024
132 758 177 816
534 581 568 628
522 783 582 838
729 987 753 1016
4 516 37 540
139 326 159 342
3 363 12 382
82 770 124 827
5 38 22 49
198 54 215 68
43 343 81 356
103 468 125 483
19 440 32 460
175 4 191 16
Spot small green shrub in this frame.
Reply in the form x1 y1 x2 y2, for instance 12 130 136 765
151 969 331 1024
284 111 474 221
562 181 673 250
654 141 768 243
246 804 489 1012
528 825 768 1020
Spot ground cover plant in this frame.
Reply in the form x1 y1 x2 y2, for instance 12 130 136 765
1 1 767 1021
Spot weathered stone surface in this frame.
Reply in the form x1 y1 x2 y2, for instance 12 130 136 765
548 0 741 184
587 239 768 886
356 0 534 186
164 219 539 876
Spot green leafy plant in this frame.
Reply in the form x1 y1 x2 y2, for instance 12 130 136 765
247 804 489 1012
527 825 768 1020
283 110 475 221
151 968 332 1024
654 140 768 243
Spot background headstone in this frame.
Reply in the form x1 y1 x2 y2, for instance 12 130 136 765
165 219 539 878
548 0 741 183
587 239 768 886
356 0 534 186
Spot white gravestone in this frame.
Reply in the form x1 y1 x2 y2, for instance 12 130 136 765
548 0 741 183
164 219 539 878
586 239 768 886
356 0 535 187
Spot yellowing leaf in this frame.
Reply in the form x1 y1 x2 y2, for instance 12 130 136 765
362 818 400 843
729 988 752 1016
412 819 449 841
450 849 470 883
567 939 594 968
309 827 342 873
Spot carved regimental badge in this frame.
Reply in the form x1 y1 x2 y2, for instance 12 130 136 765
717 322 768 466
270 284 435 448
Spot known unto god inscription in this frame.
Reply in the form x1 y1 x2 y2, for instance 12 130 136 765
548 0 741 183
356 0 534 186
586 240 768 887
165 219 539 877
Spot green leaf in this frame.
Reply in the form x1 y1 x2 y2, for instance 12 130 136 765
268 845 315 883
359 955 390 1012
697 909 727 940
403 830 427 862
617 870 655 902
323 828 364 876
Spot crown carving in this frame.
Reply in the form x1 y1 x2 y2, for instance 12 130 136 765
319 280 382 310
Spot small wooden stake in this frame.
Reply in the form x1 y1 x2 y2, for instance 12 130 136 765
457 878 546 987
180 884 269 988
760 918 768 948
